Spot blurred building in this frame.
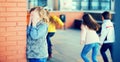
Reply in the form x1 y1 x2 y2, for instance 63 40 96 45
28 0 115 28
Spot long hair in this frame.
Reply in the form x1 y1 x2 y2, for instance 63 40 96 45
82 14 100 31
49 15 59 25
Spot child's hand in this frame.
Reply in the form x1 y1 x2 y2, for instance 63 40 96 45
32 20 37 27
98 42 103 46
98 34 101 37
80 41 85 44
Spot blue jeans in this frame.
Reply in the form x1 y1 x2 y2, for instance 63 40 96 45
46 32 55 56
100 43 113 62
81 43 99 62
28 58 47 62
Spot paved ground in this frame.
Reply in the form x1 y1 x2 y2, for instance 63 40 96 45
47 29 112 62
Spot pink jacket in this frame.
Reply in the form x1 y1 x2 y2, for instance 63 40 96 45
80 24 100 44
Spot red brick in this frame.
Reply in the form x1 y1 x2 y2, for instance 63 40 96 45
0 0 6 2
0 17 6 21
0 32 7 36
17 48 26 54
6 26 17 31
6 35 26 41
16 53 26 59
0 47 6 52
5 41 17 46
5 50 17 56
0 36 6 41
7 7 27 12
6 46 18 51
0 32 16 37
0 51 6 56
16 26 26 31
6 45 25 52
6 17 26 22
0 56 7 62
17 46 26 51
4 59 17 62
6 32 16 36
0 22 16 27
17 31 26 36
7 0 26 2
17 2 27 7
0 27 6 32
6 55 19 60
0 41 8 47
18 59 27 62
16 21 27 26
0 7 6 12
17 12 27 16
17 40 26 46
0 12 17 17
0 3 17 7
7 26 26 31
7 55 26 61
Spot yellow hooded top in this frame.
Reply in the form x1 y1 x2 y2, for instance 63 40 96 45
48 15 64 32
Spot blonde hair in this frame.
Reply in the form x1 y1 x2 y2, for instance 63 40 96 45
49 16 58 25
34 6 49 23
44 9 58 25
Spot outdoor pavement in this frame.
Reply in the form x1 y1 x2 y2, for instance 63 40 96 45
47 29 112 62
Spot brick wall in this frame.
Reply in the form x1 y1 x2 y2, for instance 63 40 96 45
0 0 27 62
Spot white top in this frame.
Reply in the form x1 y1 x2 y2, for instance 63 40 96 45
100 19 115 44
80 24 100 44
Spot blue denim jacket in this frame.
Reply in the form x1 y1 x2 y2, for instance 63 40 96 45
26 22 48 58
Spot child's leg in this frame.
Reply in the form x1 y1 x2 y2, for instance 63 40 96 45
92 43 99 62
100 43 109 62
46 32 55 60
108 43 113 61
81 44 94 62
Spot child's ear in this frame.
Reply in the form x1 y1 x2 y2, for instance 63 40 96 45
110 14 112 20
101 16 104 21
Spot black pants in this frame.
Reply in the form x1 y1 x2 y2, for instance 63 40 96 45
46 32 55 56
100 43 113 62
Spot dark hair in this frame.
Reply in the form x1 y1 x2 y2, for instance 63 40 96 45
102 11 111 19
29 7 37 13
82 14 100 31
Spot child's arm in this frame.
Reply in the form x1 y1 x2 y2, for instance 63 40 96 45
53 15 64 27
29 23 47 40
80 24 86 44
100 24 109 44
